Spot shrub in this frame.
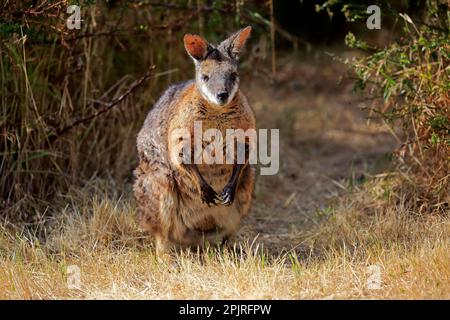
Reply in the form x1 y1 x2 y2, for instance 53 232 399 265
0 1 259 221
321 0 449 213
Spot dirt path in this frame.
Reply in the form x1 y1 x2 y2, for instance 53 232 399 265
238 53 398 254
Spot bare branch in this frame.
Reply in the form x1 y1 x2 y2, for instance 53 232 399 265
52 65 155 141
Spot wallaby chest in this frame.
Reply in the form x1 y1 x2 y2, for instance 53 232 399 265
169 85 252 189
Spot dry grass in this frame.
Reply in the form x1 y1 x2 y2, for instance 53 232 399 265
0 176 448 300
2 1 448 301
1 53 448 300
0 1 240 220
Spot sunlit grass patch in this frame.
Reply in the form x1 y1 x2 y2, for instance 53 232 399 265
0 177 448 299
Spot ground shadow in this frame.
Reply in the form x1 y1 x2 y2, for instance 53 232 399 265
237 53 398 255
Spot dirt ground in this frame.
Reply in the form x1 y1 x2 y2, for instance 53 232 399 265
3 51 448 300
238 52 398 254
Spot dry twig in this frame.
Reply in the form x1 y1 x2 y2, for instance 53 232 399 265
52 65 155 141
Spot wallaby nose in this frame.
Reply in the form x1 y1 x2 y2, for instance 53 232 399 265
217 92 229 104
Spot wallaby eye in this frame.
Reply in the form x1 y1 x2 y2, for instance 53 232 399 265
230 72 238 81
202 74 209 82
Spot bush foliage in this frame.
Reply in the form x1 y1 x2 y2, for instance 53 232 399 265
0 0 448 220
0 0 263 221
321 0 449 213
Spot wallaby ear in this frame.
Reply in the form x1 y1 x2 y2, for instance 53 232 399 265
184 34 209 61
219 26 252 59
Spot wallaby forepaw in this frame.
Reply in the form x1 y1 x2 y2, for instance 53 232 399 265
200 182 219 206
220 184 236 206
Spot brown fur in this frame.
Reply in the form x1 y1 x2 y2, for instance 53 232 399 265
134 28 255 254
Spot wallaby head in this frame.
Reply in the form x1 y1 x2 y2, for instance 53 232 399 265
183 26 252 106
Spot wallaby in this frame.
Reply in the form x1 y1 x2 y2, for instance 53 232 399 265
133 26 255 254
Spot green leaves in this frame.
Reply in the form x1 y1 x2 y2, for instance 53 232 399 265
338 0 450 168
344 32 370 50
428 115 450 131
